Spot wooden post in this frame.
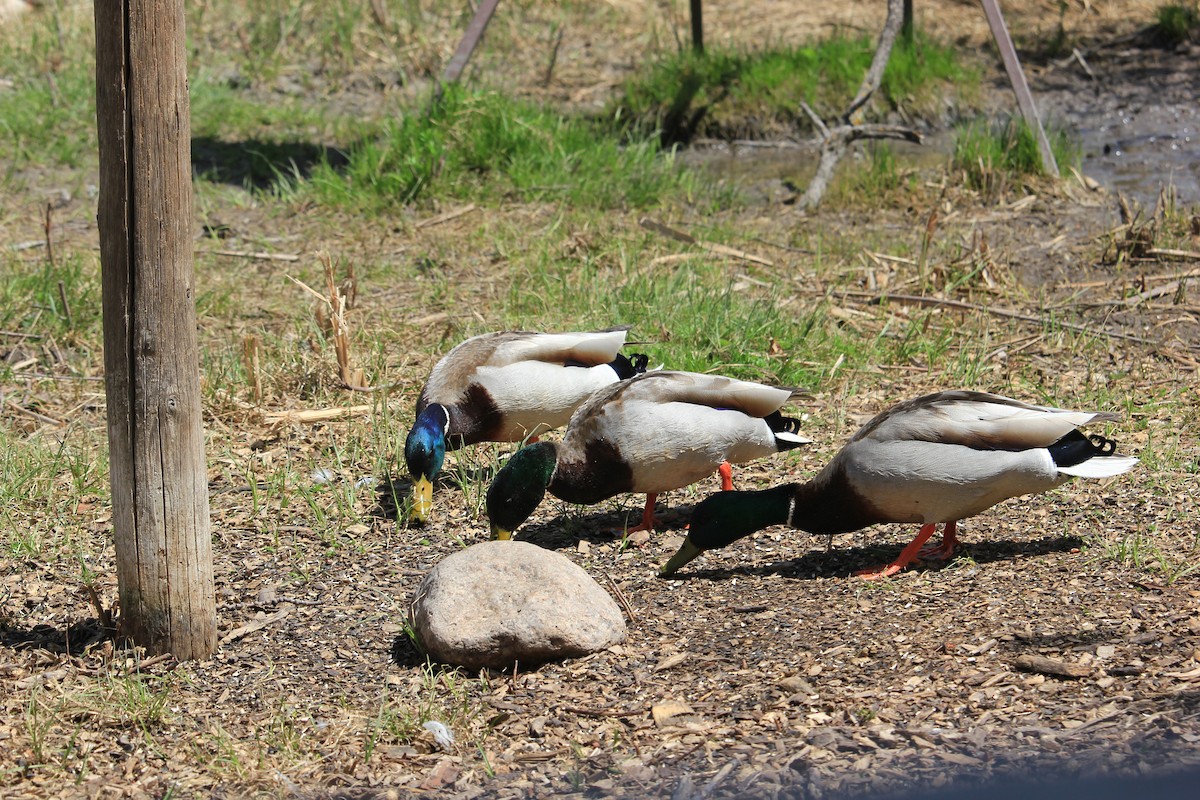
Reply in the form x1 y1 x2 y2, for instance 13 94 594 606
94 0 216 660
690 0 704 53
442 0 502 85
980 0 1059 177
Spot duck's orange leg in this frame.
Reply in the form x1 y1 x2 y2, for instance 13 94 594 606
855 522 939 580
718 461 734 491
917 520 959 561
624 493 659 535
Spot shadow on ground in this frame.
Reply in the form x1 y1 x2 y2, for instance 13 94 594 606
191 136 350 190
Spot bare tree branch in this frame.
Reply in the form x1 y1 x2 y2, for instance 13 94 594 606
845 0 906 124
798 0 918 209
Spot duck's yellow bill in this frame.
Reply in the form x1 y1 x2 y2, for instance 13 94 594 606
490 523 512 541
658 537 702 577
410 476 434 523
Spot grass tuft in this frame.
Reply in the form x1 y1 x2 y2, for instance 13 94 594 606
610 32 978 145
1152 2 1199 46
951 117 1079 196
302 86 700 211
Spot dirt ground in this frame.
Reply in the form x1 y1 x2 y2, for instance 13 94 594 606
3 2 1200 798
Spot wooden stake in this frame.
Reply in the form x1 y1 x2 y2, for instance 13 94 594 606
441 0 501 85
94 0 216 660
980 0 1059 177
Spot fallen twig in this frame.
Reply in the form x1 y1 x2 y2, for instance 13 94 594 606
206 249 300 262
265 405 373 424
220 608 291 645
638 218 774 266
601 570 636 624
837 289 1181 350
560 704 643 718
6 399 66 426
414 203 477 229
1013 653 1090 678
1147 247 1200 261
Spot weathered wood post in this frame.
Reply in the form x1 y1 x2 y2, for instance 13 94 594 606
690 0 704 53
94 0 216 660
980 0 1059 177
442 0 502 85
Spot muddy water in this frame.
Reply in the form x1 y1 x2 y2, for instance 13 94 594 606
1038 43 1200 208
685 42 1200 209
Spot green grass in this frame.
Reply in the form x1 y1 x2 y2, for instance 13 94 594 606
1152 2 1199 46
302 86 703 211
610 32 979 145
952 116 1080 194
0 7 97 178
0 251 102 343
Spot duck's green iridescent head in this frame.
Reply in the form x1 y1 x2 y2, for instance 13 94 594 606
486 441 558 540
404 404 449 523
659 486 794 577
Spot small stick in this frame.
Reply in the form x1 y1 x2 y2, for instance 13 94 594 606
560 705 643 718
205 249 300 262
1147 248 1200 261
543 24 564 87
219 608 291 645
839 289 1183 350
6 400 66 426
414 203 476 229
57 281 71 326
601 570 635 624
44 202 55 269
1013 653 1090 678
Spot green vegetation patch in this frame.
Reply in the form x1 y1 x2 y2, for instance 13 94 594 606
303 87 702 211
952 116 1079 194
610 33 979 145
1152 2 1200 46
0 12 97 177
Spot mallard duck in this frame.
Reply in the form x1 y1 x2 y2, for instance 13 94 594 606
404 328 648 522
660 390 1139 579
486 370 811 540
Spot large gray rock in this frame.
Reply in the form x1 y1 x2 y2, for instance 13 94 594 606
410 541 626 670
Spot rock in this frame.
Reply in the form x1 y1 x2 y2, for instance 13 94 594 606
651 700 692 727
410 541 626 670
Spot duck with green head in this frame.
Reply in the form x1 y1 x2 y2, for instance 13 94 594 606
404 328 647 522
486 370 811 540
660 390 1139 579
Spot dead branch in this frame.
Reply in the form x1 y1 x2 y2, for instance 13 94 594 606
836 289 1190 350
799 116 922 210
798 0 919 209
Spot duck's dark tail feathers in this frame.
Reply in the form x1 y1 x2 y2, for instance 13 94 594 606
1050 429 1138 478
765 411 812 449
610 352 650 379
1049 430 1116 468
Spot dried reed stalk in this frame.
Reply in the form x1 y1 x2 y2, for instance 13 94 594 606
287 254 369 390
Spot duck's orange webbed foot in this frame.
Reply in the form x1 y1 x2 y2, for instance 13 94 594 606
718 461 733 492
855 522 938 580
916 521 959 561
621 493 659 544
